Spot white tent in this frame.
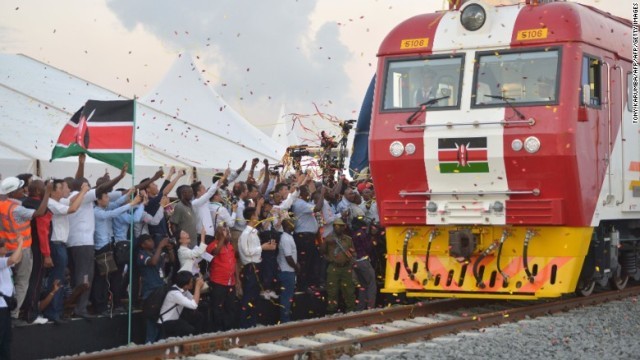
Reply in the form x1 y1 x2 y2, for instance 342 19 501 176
0 53 282 187
271 104 301 149
141 54 285 161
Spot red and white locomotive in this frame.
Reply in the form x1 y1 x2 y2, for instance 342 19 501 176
369 0 638 299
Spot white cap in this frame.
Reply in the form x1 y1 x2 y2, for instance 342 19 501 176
0 177 24 195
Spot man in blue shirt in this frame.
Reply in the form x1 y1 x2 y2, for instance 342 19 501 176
291 185 324 292
91 189 141 315
137 234 174 343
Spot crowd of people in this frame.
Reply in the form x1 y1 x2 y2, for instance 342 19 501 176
0 153 385 354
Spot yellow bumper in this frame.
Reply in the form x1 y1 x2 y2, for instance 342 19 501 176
382 226 592 299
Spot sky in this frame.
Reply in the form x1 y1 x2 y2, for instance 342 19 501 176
0 0 631 139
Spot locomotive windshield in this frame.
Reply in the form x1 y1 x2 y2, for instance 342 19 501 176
472 49 560 106
382 55 464 111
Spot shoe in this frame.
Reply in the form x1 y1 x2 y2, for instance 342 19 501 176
32 316 49 325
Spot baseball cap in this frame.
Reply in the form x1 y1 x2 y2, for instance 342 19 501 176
0 177 24 195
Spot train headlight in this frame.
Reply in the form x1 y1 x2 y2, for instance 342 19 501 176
405 143 416 155
511 139 523 152
524 136 541 153
389 141 404 157
427 201 438 213
492 201 504 213
460 4 486 31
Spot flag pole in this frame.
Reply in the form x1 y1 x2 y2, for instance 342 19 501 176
128 97 137 344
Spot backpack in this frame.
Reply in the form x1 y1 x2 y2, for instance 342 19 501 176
142 284 179 321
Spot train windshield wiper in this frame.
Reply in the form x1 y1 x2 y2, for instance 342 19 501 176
484 95 526 120
406 96 450 124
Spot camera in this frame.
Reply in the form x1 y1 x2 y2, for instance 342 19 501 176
168 237 177 245
341 120 356 132
287 146 310 158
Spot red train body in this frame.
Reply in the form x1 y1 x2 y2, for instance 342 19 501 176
369 0 638 299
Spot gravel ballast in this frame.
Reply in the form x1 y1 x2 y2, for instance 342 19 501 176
349 296 640 360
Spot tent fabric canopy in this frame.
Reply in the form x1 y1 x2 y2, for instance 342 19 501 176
271 104 300 149
141 53 284 161
0 53 282 186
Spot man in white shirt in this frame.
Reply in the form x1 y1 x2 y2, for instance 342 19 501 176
238 198 276 329
66 155 127 318
0 235 24 359
43 179 89 324
209 189 237 232
191 168 230 243
277 219 298 323
230 182 249 250
158 271 204 338
359 188 379 224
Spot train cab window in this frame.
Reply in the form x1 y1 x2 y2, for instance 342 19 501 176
581 56 602 107
382 55 464 111
472 49 560 107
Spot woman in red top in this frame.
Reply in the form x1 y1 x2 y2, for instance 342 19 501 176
206 224 239 331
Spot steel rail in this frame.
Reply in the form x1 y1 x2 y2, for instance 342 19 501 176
74 298 492 360
254 286 640 359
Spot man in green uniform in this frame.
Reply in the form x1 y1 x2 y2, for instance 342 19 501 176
321 218 356 313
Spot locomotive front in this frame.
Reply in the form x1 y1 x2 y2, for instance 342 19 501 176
369 0 638 299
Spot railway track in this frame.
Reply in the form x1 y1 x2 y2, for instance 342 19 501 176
76 286 640 360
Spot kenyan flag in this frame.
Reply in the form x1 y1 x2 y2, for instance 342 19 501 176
438 137 488 173
51 100 134 174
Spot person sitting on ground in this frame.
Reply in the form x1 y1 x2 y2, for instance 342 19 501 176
158 270 205 338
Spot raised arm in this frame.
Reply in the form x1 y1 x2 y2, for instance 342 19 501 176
162 167 187 195
312 187 325 213
260 159 270 195
75 153 86 180
137 168 164 190
33 181 53 217
68 183 90 214
248 158 259 181
148 238 169 266
96 163 128 192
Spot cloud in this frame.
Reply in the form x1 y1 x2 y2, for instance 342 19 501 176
106 0 354 134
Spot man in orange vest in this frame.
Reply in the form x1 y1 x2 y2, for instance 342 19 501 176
0 176 51 320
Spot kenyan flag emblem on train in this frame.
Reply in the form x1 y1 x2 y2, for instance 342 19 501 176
437 137 488 173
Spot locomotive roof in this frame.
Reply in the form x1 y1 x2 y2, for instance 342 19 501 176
378 1 631 61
